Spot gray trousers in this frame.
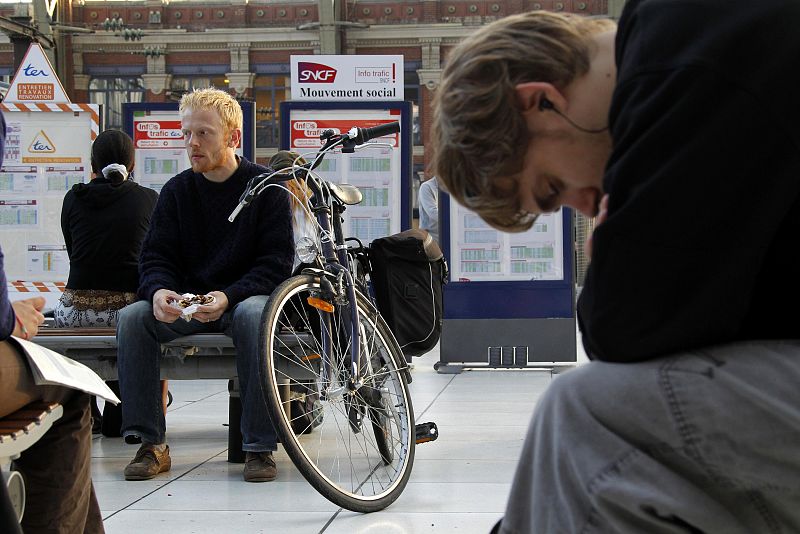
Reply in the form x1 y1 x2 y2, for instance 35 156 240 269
500 340 800 534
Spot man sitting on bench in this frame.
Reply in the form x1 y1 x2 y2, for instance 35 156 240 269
117 88 293 483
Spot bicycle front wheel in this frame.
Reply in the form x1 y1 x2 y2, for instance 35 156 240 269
259 274 415 513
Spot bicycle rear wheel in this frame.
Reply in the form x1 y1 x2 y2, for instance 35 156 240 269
260 274 415 513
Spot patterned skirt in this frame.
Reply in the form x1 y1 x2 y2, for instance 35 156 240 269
53 289 138 328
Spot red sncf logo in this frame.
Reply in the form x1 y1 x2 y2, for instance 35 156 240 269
298 62 337 83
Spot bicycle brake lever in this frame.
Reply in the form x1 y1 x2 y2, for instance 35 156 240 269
228 202 245 222
228 189 257 222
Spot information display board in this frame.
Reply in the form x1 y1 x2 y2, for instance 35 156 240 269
130 112 185 193
438 195 577 372
280 101 413 243
0 103 100 308
450 204 565 282
123 102 255 193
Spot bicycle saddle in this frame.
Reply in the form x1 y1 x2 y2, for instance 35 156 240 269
328 183 363 205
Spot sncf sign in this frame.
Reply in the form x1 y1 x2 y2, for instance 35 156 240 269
291 55 403 101
298 62 337 83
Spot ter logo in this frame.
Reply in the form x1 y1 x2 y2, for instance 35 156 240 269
23 63 49 77
29 130 56 153
298 62 337 83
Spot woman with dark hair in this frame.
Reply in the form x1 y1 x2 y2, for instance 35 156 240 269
55 129 156 327
54 129 162 436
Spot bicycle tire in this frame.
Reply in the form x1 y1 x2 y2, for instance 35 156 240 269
259 274 415 513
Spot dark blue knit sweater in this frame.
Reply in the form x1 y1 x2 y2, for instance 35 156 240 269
138 157 294 307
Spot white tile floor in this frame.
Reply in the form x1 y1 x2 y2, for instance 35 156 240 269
93 343 587 533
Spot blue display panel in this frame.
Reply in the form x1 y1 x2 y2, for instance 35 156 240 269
438 193 577 369
441 193 575 320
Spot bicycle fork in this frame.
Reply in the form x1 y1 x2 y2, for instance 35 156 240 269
311 268 439 445
310 267 366 431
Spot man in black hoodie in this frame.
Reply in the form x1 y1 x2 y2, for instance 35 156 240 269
433 1 800 532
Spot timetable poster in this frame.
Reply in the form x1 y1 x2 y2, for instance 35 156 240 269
0 165 39 194
44 165 86 194
0 199 39 228
26 244 69 277
450 202 564 282
288 110 402 244
0 106 96 284
2 121 22 164
131 114 190 193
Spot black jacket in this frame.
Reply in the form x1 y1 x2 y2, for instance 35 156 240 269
578 0 800 361
61 178 158 292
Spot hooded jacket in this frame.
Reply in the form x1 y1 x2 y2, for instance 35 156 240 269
61 177 157 292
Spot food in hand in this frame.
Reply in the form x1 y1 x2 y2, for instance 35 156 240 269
167 293 216 321
176 294 215 308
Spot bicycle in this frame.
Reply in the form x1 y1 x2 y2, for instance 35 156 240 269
228 122 422 513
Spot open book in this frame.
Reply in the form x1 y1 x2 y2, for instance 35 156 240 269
10 336 121 405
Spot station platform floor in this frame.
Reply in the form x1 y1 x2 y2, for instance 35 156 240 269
92 341 589 533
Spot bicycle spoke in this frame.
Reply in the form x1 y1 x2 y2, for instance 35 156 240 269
261 277 415 511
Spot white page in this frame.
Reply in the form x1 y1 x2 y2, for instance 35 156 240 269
10 336 120 404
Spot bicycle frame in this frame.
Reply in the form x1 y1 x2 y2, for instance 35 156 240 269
228 121 402 420
302 173 364 392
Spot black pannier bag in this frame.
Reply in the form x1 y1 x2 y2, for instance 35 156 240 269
368 228 448 357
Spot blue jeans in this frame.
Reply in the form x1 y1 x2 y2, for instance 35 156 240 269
117 296 277 452
500 340 800 534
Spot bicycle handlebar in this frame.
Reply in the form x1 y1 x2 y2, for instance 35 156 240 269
227 166 306 222
346 122 400 145
228 121 400 222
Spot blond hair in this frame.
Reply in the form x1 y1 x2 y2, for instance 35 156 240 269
179 87 243 135
269 150 312 210
432 11 615 232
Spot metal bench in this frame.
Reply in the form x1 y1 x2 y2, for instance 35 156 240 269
32 327 249 462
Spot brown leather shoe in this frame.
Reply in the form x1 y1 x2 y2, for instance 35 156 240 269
124 443 171 481
243 451 277 482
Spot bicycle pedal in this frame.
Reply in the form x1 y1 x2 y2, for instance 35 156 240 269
415 421 438 444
